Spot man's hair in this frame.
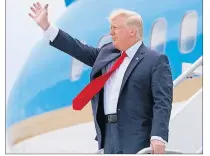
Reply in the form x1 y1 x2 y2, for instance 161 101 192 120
108 9 143 39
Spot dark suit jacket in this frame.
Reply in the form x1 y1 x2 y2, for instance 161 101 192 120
50 29 173 154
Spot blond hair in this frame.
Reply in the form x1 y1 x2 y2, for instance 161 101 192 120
108 9 143 39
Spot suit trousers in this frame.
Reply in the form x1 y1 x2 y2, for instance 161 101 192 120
104 122 123 154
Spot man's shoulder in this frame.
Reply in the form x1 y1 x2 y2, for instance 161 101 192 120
99 42 120 54
100 42 114 50
143 45 169 65
143 45 166 58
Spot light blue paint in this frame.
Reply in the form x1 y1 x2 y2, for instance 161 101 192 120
64 0 76 6
6 0 203 127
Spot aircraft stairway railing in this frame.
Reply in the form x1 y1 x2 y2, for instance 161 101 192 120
173 56 202 88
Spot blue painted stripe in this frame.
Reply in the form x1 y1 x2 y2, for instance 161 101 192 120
64 0 76 6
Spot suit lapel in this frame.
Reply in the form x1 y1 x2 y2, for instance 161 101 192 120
91 42 147 96
91 45 121 79
119 43 146 95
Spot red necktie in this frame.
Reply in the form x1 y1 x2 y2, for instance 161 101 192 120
73 51 127 110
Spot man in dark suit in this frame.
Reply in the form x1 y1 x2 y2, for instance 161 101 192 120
29 2 173 154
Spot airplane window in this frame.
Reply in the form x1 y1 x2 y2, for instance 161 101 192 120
180 11 198 54
98 35 112 48
150 18 167 53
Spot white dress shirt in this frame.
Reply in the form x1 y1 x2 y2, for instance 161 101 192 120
44 24 167 144
103 40 142 115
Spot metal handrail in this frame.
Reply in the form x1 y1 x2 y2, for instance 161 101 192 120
95 146 203 154
138 147 182 154
95 147 182 154
173 56 202 87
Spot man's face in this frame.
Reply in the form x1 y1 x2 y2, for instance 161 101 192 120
109 16 130 51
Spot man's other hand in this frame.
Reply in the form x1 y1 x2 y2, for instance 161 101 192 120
28 2 50 31
150 139 165 154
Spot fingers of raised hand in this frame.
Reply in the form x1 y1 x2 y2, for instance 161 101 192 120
33 3 40 10
28 13 35 19
29 2 43 19
36 2 42 9
30 6 36 14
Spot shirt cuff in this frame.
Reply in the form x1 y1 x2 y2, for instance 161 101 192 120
151 136 167 144
43 23 59 42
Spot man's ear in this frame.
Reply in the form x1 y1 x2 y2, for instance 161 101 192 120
130 26 137 37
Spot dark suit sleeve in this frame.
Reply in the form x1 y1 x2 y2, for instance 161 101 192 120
151 54 173 142
49 29 100 67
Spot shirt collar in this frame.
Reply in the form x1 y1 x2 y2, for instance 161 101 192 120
124 40 142 59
